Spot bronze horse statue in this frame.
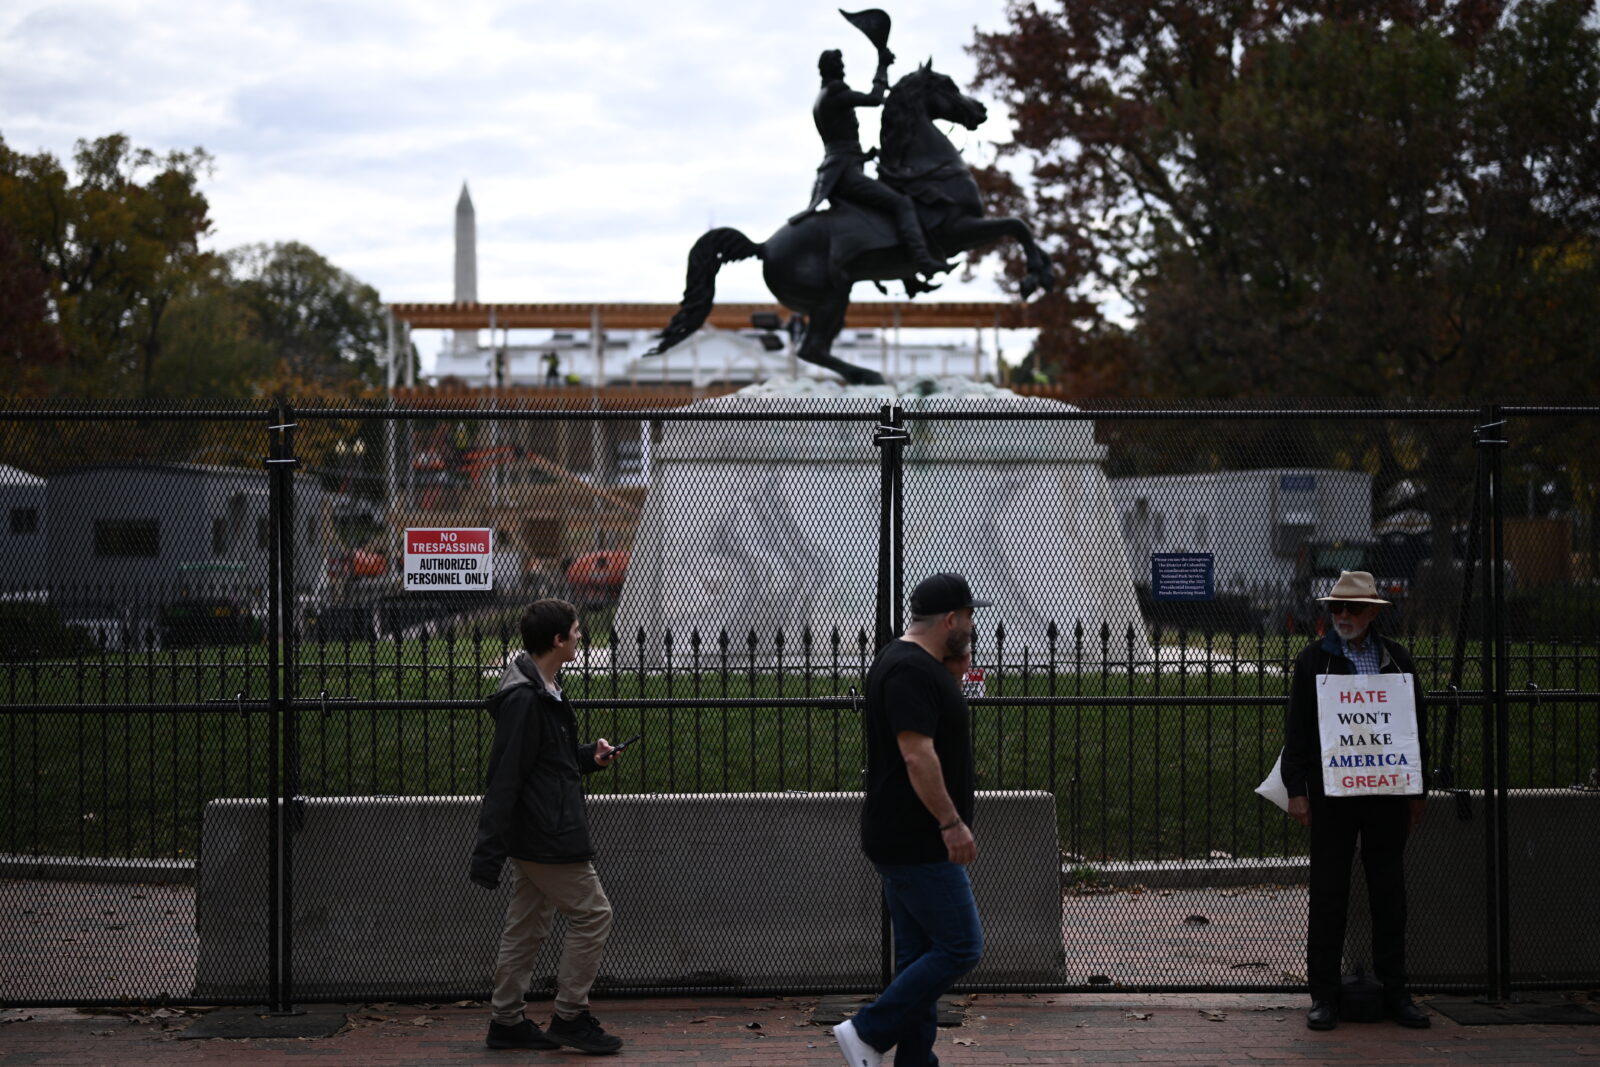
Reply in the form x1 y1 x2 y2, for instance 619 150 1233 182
650 62 1054 385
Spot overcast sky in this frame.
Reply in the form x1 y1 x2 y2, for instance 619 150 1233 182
1 1 1033 369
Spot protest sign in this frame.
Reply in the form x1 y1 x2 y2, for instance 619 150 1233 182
1316 673 1422 797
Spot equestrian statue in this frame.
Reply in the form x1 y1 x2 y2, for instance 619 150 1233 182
649 8 1055 385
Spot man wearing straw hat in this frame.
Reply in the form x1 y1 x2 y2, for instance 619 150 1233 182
1282 570 1432 1031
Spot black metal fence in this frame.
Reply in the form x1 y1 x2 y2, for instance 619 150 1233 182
1 398 1596 1006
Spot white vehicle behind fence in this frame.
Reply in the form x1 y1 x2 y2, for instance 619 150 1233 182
1108 469 1374 626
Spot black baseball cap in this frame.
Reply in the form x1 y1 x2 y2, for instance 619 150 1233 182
909 572 992 616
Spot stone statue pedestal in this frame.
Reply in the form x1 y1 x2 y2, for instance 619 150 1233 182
615 380 1148 667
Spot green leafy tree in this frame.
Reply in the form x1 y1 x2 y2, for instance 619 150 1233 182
0 134 212 396
148 255 275 400
228 241 386 389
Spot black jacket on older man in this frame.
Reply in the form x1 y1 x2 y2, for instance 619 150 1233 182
1282 630 1429 800
1281 628 1430 1005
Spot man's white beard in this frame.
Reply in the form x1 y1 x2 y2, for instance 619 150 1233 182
1333 617 1368 642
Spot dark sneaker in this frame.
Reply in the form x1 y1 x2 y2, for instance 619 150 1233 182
486 1017 559 1049
548 1011 623 1055
1306 1000 1338 1030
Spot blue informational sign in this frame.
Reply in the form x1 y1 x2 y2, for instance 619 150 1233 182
1151 553 1215 602
1279 474 1316 492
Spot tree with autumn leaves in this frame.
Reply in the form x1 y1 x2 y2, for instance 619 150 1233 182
970 0 1600 595
971 0 1600 403
0 134 387 404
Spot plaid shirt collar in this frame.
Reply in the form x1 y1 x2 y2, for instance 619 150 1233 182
1339 633 1383 675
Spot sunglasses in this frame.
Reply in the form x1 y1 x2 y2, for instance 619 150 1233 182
1327 602 1370 616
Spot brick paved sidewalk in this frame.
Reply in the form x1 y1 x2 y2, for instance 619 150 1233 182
4 992 1598 1066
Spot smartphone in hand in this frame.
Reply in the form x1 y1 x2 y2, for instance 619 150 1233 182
606 733 643 759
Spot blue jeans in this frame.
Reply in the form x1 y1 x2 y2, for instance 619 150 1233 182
852 861 984 1067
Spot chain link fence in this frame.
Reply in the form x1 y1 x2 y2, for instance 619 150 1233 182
1 398 1595 1005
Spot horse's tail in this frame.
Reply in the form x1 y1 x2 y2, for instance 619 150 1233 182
648 228 764 355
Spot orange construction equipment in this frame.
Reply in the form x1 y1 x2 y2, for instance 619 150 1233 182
567 551 629 605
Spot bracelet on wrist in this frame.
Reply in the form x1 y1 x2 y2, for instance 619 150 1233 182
938 818 962 832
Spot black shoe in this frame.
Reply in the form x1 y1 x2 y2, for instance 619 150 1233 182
1306 1000 1338 1030
486 1018 560 1049
1387 997 1431 1028
548 1011 623 1055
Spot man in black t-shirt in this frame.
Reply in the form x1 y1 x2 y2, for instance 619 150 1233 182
834 573 987 1067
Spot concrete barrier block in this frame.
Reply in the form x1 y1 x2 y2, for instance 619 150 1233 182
1345 789 1600 986
195 789 1061 998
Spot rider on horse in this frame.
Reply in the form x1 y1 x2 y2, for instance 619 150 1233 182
789 46 948 280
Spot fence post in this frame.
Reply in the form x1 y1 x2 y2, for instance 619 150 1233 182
871 403 907 987
265 399 302 1013
874 405 907 651
1436 431 1486 790
1474 406 1511 1001
263 402 283 1012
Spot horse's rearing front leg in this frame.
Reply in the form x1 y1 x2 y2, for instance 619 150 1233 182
939 216 1055 298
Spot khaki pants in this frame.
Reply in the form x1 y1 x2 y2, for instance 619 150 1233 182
490 859 613 1024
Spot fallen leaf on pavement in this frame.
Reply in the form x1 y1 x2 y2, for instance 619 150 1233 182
1126 1012 1152 1020
1199 1010 1228 1021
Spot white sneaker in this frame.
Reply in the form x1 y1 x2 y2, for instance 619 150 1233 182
833 1018 883 1067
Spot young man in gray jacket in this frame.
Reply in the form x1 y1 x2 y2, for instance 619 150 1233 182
471 599 623 1054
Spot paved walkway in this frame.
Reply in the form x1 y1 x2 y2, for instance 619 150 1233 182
3 992 1597 1066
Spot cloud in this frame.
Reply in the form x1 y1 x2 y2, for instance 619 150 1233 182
1 0 1034 368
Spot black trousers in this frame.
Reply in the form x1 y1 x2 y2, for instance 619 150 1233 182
1306 794 1411 1002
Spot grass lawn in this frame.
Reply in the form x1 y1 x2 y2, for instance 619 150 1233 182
4 631 1596 865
